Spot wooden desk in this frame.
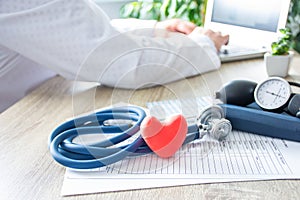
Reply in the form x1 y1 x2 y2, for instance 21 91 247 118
1 56 300 199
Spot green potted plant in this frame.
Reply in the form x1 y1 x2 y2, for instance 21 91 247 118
120 0 207 26
264 28 294 77
287 0 300 53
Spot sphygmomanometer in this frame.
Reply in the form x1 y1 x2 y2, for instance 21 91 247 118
48 77 300 169
216 77 300 142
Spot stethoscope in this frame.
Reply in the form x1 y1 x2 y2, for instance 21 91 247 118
49 105 232 169
49 77 300 170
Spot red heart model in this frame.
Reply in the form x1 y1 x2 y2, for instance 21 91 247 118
140 114 187 158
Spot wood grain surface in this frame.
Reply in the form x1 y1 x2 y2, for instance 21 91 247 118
1 55 300 199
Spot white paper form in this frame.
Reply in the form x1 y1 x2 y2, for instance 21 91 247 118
61 98 300 196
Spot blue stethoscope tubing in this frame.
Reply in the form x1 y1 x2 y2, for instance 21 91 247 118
48 106 199 169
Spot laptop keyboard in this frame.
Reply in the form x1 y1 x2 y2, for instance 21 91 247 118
220 45 262 54
219 45 267 62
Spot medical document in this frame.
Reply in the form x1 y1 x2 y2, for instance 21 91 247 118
61 98 300 196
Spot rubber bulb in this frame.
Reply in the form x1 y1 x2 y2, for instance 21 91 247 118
215 80 257 106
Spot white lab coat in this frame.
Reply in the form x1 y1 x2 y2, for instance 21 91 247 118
0 0 220 112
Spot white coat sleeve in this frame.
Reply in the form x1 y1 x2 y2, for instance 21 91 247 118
0 0 220 89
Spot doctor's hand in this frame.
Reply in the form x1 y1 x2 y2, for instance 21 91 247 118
155 19 196 34
190 27 229 51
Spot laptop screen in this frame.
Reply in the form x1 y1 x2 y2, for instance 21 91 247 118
211 0 283 32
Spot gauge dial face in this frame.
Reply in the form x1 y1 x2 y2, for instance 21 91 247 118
254 77 291 110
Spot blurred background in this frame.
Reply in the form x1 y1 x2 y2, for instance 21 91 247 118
94 0 299 53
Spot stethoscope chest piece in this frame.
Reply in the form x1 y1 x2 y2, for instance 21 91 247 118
197 105 232 141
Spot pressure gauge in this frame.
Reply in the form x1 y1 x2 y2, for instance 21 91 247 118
254 77 292 111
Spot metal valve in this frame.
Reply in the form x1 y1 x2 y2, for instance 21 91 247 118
197 105 232 141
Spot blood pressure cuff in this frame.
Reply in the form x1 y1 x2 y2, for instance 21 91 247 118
220 104 300 142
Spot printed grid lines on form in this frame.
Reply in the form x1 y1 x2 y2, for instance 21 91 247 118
100 98 293 176
104 131 292 175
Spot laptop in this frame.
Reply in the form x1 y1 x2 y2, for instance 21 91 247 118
204 0 291 62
